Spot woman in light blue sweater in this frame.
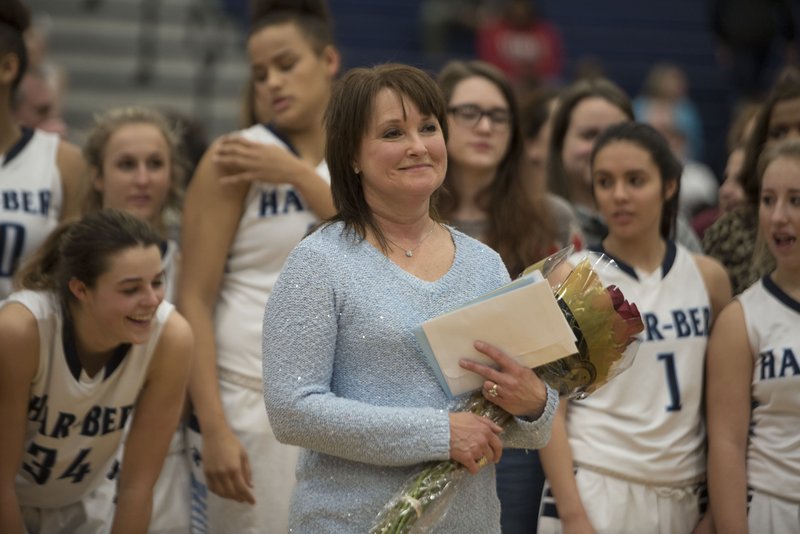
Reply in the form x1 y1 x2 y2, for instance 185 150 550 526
263 63 558 532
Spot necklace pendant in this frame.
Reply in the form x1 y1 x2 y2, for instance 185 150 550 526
405 250 413 257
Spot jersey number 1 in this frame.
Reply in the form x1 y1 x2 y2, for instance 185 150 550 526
658 352 682 411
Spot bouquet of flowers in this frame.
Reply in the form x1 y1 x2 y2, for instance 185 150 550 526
370 249 644 534
525 250 644 399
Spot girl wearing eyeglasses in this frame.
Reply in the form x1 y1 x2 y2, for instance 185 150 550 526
436 60 580 534
437 60 581 278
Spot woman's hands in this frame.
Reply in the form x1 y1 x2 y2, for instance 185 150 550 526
202 426 255 505
459 340 548 419
448 341 550 475
448 412 503 474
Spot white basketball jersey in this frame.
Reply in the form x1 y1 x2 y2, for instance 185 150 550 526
214 124 329 379
566 243 711 484
0 129 62 298
3 290 173 508
739 277 800 503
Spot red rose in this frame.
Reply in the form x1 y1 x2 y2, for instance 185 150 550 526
606 285 644 346
607 284 624 310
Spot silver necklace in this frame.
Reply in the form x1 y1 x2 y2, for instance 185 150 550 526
384 222 437 257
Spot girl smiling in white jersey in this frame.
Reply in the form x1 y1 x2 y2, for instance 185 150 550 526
0 210 192 534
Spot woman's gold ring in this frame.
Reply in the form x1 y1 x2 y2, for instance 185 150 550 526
488 383 499 398
476 456 489 468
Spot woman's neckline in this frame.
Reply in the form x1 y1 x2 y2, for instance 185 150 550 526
360 224 458 285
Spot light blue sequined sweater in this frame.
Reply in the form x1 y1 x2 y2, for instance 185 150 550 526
263 221 558 533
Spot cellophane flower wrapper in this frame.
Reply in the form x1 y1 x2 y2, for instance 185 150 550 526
370 248 644 533
527 251 645 399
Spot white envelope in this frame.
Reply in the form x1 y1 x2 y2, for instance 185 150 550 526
417 277 577 398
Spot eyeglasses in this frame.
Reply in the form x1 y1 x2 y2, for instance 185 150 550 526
448 104 512 129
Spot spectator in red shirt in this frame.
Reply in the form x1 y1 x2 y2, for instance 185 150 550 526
477 0 564 89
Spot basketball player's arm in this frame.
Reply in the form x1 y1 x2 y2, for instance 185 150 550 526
214 136 335 218
538 402 597 534
705 301 750 534
111 312 193 534
285 162 335 219
692 254 732 533
0 304 39 534
55 140 89 221
693 254 733 323
177 142 256 504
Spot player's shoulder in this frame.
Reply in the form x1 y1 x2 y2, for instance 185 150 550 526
0 300 41 381
691 252 733 317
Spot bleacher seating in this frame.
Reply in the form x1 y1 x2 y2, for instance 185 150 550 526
27 0 789 171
